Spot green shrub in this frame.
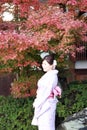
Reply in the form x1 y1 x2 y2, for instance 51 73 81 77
56 82 87 120
0 82 87 129
0 96 37 130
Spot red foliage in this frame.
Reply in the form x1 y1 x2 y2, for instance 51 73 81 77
0 0 87 98
0 5 87 65
0 0 87 12
10 81 30 98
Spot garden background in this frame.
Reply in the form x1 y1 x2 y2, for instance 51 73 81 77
0 0 87 130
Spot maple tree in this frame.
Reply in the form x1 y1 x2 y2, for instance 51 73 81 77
0 0 87 97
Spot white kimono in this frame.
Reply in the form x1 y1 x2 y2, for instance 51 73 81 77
31 69 58 130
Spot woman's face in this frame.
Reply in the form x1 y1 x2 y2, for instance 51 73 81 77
42 60 53 72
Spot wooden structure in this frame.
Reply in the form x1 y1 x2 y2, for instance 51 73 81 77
67 42 87 83
0 73 15 96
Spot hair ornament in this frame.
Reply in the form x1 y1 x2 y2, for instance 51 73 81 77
53 60 57 66
53 60 57 69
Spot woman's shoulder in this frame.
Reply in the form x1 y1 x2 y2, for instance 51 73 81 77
47 69 58 75
44 70 58 80
39 69 58 81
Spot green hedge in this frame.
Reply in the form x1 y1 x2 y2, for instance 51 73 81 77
57 82 87 120
0 96 37 130
0 82 87 129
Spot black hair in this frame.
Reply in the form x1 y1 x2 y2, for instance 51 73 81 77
43 54 55 65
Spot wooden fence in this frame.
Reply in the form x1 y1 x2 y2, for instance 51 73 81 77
0 73 15 96
76 42 87 61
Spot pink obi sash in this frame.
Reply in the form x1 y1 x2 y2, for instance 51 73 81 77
48 86 62 98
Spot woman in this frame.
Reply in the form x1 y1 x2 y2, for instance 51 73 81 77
31 54 61 130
